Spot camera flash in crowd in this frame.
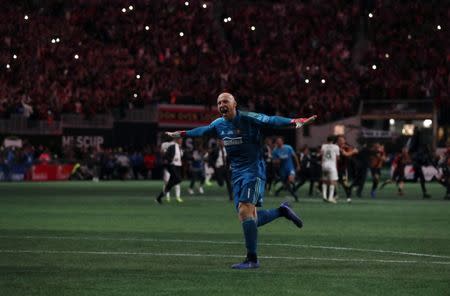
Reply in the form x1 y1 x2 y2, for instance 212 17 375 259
250 26 255 31
389 119 395 125
224 18 228 23
51 38 56 44
227 17 231 22
145 25 150 31
372 64 377 70
121 8 126 13
74 54 79 60
136 74 141 79
6 64 10 69
423 119 432 128
128 5 134 11
133 93 138 98
179 32 184 37
407 34 412 40
321 79 326 84
305 78 309 84
13 54 17 59
202 3 207 8
368 13 373 18
24 15 29 20
437 25 441 30
385 53 390 59
184 1 189 6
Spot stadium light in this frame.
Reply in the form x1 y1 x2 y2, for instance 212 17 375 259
372 64 377 70
128 5 134 11
145 25 150 31
385 53 390 59
321 79 326 84
389 119 395 125
437 25 441 30
6 64 10 69
185 1 189 6
368 13 373 18
136 74 141 79
121 8 126 13
13 54 17 59
250 26 255 31
304 79 309 84
179 32 184 37
202 3 207 8
24 15 29 20
74 54 79 60
423 119 432 128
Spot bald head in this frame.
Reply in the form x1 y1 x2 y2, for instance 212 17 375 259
218 92 235 103
217 92 237 120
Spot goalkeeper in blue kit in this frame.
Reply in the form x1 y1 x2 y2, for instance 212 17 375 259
162 92 317 269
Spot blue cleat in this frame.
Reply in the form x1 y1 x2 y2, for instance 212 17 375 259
231 259 260 269
279 202 303 228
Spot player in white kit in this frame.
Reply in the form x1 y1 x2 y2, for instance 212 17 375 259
321 136 340 204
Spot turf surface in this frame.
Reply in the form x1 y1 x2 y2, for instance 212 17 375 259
0 181 449 296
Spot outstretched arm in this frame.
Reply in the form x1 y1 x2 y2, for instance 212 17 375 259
165 124 216 139
243 112 317 128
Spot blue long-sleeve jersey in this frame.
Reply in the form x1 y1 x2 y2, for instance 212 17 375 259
186 111 293 183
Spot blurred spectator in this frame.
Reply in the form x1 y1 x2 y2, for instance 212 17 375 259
0 0 447 123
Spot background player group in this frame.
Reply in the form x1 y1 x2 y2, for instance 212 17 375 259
158 120 442 205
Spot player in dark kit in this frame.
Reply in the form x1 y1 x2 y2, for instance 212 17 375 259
164 92 316 269
336 136 358 202
380 147 411 195
369 143 387 198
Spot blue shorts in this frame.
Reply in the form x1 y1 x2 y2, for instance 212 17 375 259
233 177 265 210
280 168 296 181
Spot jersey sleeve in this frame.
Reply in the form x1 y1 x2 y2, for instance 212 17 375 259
287 145 295 156
335 145 340 156
186 121 217 138
241 111 292 127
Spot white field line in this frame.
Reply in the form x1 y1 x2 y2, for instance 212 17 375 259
0 249 449 266
1 235 450 260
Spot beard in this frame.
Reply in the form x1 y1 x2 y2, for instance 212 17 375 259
219 106 229 115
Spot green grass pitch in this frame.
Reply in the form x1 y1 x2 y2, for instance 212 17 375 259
0 181 449 296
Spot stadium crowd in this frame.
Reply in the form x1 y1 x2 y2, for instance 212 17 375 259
0 0 447 122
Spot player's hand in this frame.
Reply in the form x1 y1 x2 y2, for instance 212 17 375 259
291 115 317 128
165 131 186 138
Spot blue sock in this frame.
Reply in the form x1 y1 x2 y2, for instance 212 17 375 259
257 208 281 227
242 218 258 260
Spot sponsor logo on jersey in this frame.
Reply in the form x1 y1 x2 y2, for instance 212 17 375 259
223 136 243 146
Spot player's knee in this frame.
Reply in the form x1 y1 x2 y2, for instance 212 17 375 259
238 203 256 221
